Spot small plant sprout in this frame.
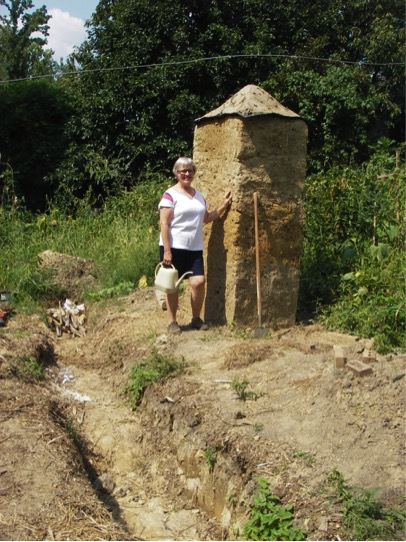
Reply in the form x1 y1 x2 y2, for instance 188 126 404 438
293 450 316 466
231 378 259 401
65 416 80 445
227 490 238 509
204 445 218 471
253 423 264 433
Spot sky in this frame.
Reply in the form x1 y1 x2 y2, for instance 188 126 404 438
1 1 100 60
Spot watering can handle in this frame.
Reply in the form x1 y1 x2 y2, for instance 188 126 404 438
155 262 175 274
155 262 175 276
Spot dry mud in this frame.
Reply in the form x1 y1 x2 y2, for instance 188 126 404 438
0 287 405 540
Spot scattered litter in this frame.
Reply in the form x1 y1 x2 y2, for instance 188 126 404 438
58 387 91 403
160 396 175 403
392 373 405 382
49 367 91 402
0 291 11 302
46 366 75 385
0 290 12 326
47 298 86 337
59 367 74 385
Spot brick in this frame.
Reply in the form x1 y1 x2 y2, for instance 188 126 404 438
333 345 347 368
278 339 316 353
345 359 373 377
299 343 316 353
362 349 377 363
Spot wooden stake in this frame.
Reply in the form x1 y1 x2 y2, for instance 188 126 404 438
254 192 262 327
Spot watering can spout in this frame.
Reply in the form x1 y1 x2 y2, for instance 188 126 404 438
154 263 192 293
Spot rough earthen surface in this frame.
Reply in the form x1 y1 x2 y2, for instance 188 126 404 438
193 85 307 328
1 276 405 540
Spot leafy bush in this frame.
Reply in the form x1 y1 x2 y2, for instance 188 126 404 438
321 247 405 353
243 478 307 541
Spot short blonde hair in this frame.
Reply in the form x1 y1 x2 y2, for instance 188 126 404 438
172 157 196 176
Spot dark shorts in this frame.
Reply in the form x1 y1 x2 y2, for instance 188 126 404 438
159 247 204 279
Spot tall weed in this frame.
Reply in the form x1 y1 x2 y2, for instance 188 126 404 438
0 177 170 307
321 248 405 353
328 468 406 540
299 140 405 352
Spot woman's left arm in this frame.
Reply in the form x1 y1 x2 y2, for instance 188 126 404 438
204 190 232 224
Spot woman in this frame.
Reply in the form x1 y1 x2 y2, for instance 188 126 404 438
159 157 232 334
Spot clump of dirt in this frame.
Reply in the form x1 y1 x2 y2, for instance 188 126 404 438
223 343 270 369
38 250 98 303
0 255 405 540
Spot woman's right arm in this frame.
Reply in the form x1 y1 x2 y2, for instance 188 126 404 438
160 207 174 265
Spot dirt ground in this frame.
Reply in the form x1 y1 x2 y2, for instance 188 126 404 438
0 278 405 540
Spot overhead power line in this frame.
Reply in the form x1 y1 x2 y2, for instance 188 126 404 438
1 53 404 84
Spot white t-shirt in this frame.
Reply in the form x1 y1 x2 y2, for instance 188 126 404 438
158 186 208 251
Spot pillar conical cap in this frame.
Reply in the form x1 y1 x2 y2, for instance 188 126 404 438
196 84 301 123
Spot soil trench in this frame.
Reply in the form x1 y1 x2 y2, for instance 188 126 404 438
0 287 405 540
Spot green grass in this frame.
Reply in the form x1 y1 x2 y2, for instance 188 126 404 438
253 422 264 433
292 449 316 466
123 348 186 409
0 178 168 310
12 354 47 381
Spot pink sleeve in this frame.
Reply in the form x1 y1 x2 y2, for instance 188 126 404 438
158 192 174 208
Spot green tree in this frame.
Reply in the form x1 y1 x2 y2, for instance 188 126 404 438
55 0 280 198
0 2 76 211
1 0 402 206
0 80 74 211
264 0 405 169
52 0 403 199
269 63 400 170
0 0 54 80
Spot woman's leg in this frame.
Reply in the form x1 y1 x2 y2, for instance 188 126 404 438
166 291 179 323
189 275 205 319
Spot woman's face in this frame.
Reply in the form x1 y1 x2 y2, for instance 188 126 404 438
176 165 195 187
